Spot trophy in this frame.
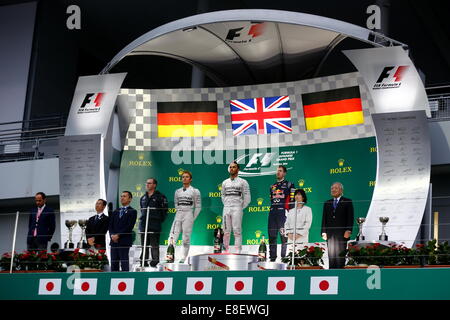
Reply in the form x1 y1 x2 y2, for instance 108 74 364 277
77 219 88 249
379 217 389 241
356 217 366 241
64 220 77 249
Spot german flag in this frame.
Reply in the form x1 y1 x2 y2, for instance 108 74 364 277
157 101 218 137
302 86 364 130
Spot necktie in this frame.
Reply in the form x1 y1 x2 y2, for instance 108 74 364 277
33 207 43 237
333 199 338 210
119 207 125 218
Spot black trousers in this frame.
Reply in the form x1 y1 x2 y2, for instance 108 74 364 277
110 245 130 271
327 233 348 269
140 232 160 265
27 237 48 251
268 212 287 260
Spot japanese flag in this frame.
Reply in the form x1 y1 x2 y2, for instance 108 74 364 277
74 278 97 295
186 277 212 295
310 277 339 295
38 279 61 295
226 277 253 295
110 278 134 295
267 277 295 295
148 278 173 295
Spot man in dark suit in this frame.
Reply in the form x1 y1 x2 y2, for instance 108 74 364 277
321 182 354 269
27 192 56 251
86 199 110 250
109 191 137 272
139 177 168 267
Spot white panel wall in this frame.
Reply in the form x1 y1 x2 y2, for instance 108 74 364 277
0 158 59 199
429 121 450 166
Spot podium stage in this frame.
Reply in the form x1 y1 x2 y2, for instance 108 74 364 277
1 267 449 300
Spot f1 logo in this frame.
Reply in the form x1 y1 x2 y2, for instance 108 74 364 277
226 27 244 41
80 92 104 108
376 66 409 83
245 153 275 168
225 23 265 41
248 23 265 38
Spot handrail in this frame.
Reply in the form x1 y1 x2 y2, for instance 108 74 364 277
0 136 61 145
0 126 66 137
0 117 66 162
0 115 66 127
426 84 450 90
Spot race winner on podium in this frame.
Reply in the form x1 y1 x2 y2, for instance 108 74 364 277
221 161 251 254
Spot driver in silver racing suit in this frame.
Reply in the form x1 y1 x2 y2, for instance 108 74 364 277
221 161 251 253
168 170 201 263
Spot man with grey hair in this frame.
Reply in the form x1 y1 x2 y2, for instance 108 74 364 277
321 182 354 268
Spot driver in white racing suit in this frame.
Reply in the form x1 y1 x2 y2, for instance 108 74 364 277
168 170 201 263
221 161 251 253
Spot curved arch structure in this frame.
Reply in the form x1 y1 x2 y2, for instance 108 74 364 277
101 9 406 85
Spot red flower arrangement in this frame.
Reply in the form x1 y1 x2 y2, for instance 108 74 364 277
282 245 325 266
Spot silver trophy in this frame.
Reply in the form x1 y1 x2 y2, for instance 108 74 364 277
356 217 366 241
77 219 88 249
379 217 389 241
64 220 78 249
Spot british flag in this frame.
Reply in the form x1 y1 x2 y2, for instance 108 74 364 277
229 96 292 136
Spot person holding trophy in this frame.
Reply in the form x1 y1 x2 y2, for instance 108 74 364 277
168 170 201 263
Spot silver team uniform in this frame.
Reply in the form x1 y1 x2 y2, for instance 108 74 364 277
221 176 251 253
169 186 201 261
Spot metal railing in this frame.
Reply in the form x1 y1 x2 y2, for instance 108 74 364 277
0 116 66 162
428 94 450 121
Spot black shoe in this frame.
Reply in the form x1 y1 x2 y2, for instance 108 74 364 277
270 258 276 262
150 260 159 267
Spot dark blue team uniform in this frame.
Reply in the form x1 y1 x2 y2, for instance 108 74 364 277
268 180 296 260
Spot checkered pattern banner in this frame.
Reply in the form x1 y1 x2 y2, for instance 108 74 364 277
120 72 375 151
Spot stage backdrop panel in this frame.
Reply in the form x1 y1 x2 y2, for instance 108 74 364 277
118 72 376 151
119 137 376 245
117 72 379 246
